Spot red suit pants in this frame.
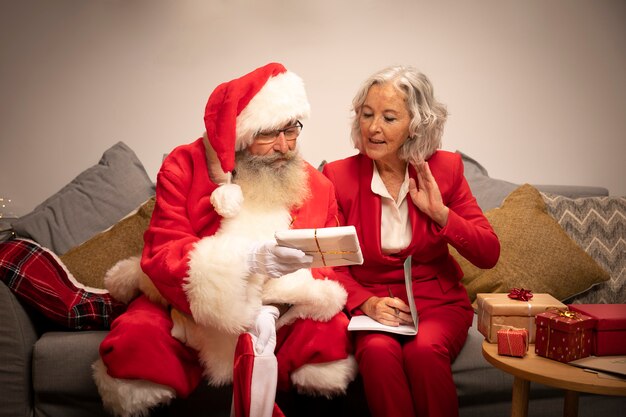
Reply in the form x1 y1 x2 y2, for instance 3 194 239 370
355 278 473 417
100 295 351 397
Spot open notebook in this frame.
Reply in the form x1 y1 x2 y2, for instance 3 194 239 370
347 256 419 336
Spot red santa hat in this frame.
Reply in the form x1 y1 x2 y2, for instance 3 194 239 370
204 62 310 217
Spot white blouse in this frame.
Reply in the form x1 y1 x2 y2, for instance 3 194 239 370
371 162 413 254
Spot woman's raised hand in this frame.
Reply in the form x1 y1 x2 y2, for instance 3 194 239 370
408 161 449 227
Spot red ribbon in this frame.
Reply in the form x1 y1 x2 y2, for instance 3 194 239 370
508 288 533 301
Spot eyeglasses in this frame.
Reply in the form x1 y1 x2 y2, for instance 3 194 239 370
254 120 303 145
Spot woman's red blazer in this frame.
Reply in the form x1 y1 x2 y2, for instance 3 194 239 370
322 151 500 313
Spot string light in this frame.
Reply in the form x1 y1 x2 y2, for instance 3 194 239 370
0 197 15 219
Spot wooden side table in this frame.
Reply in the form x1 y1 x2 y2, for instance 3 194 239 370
482 340 626 417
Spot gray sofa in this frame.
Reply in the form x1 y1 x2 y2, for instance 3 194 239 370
1 145 625 417
2 275 625 417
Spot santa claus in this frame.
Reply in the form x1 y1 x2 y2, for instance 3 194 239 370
92 63 357 417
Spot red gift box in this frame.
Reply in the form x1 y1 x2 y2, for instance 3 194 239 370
497 327 529 357
568 304 626 356
535 308 596 363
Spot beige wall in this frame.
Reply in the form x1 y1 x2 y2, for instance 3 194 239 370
1 0 625 216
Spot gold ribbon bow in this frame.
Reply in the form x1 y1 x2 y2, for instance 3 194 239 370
545 307 580 320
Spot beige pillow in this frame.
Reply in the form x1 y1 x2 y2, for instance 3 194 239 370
453 184 609 302
60 197 155 289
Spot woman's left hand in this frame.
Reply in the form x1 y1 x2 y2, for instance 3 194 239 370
409 161 449 227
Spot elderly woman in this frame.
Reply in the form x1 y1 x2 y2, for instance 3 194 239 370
322 66 500 417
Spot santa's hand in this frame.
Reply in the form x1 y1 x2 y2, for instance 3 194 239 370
251 305 280 356
247 240 313 279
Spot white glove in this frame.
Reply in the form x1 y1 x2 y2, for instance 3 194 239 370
246 240 313 279
251 305 280 356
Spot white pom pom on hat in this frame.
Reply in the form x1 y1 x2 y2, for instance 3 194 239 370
203 62 310 217
209 182 244 218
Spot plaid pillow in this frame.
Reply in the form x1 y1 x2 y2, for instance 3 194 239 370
0 238 126 330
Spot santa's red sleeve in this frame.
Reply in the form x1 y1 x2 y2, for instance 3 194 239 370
141 142 220 316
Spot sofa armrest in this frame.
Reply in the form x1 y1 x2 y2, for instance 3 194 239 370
0 280 37 417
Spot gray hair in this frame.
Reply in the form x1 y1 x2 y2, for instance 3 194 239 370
350 66 448 164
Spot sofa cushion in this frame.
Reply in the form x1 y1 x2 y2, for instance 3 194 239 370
458 151 518 211
452 315 512 402
454 184 610 302
0 280 37 417
32 331 109 417
542 194 626 304
33 331 236 417
12 142 155 255
60 197 155 289
457 151 609 210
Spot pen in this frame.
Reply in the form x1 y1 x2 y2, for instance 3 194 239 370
388 287 399 316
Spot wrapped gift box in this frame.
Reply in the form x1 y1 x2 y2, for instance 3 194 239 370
567 304 626 356
535 308 596 363
497 328 529 357
275 225 364 268
476 293 565 343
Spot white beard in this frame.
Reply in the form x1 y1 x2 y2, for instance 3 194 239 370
233 149 310 210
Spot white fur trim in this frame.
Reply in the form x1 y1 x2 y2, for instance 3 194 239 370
104 257 142 304
170 309 238 385
249 347 278 417
235 71 310 150
290 355 358 398
262 269 347 328
170 308 190 345
185 234 262 334
92 359 176 417
104 256 167 307
210 183 244 218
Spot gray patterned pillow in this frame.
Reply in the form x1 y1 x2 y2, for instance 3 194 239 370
542 193 626 304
